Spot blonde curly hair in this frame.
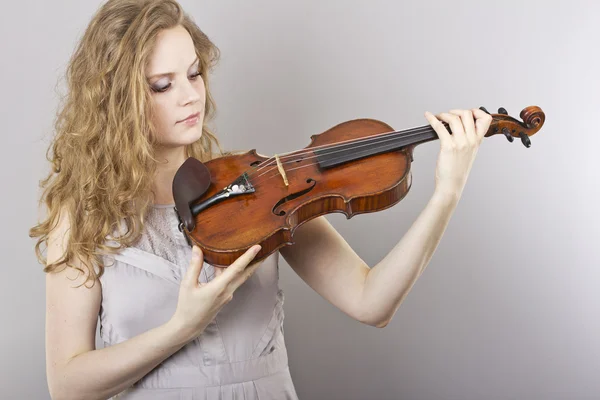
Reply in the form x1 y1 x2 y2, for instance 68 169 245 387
29 0 226 285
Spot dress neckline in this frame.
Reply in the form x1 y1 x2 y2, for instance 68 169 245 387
152 203 175 209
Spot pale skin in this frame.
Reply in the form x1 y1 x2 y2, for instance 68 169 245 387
45 25 492 399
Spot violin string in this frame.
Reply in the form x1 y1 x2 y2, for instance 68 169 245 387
246 124 440 186
247 123 446 177
247 127 437 185
246 122 453 178
248 128 436 187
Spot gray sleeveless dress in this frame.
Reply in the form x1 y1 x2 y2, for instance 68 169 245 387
99 204 299 399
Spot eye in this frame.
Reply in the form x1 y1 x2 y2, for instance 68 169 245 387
151 83 171 93
150 70 202 94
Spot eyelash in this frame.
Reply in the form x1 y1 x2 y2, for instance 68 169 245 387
151 71 202 93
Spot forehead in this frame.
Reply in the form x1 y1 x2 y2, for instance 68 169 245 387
146 25 197 73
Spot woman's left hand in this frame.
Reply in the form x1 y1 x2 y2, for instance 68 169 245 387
424 108 493 198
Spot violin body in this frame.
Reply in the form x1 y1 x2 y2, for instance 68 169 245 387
172 106 545 267
176 119 413 267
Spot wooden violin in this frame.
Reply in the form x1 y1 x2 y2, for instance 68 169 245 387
172 105 545 267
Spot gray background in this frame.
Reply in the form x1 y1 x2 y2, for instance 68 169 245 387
2 0 599 399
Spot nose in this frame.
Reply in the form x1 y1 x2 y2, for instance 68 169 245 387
179 79 202 106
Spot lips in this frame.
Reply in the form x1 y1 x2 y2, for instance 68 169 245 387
178 112 200 123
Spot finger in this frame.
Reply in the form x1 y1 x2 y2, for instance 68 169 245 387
437 112 467 146
228 258 264 290
424 111 451 146
471 108 493 140
215 245 262 285
450 109 476 144
182 246 204 288
214 266 225 278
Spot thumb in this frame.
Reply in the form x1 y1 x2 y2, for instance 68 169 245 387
182 246 204 288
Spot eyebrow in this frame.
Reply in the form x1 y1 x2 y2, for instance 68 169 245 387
147 58 200 80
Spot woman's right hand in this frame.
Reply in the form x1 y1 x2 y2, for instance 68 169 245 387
169 244 263 343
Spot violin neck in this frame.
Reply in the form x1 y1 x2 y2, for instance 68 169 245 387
314 123 443 169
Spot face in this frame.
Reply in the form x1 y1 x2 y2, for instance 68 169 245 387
145 25 205 148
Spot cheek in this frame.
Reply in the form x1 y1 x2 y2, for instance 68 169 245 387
152 98 175 128
194 79 207 100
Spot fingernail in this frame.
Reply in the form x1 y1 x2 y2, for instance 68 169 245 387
192 246 199 259
253 245 262 254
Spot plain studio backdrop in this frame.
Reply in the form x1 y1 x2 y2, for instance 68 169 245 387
2 0 598 399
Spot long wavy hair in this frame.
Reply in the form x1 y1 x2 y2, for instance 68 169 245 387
29 0 226 285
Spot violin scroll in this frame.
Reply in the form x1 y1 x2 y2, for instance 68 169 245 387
479 105 545 148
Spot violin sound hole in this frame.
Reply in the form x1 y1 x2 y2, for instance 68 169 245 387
250 161 261 167
272 178 317 216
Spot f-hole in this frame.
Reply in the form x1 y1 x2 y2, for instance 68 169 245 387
272 178 317 216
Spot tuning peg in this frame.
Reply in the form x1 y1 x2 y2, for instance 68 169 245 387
479 106 491 115
502 127 514 142
519 132 531 148
498 107 508 115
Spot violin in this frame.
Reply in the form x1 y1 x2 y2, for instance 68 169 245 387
172 105 545 267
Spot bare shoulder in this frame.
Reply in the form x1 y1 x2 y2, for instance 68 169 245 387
45 205 101 372
46 205 100 290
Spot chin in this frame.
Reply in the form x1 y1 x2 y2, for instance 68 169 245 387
183 124 204 142
171 123 204 145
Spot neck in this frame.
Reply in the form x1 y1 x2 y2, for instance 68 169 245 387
153 145 187 205
313 122 446 169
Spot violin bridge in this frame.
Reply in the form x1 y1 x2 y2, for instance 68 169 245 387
275 154 289 187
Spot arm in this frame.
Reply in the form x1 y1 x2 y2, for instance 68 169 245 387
281 108 491 328
45 209 193 400
46 207 266 400
359 188 459 326
280 189 457 328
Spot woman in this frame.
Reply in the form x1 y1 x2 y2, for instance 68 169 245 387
30 0 492 399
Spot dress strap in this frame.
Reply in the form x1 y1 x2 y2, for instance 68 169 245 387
108 246 181 286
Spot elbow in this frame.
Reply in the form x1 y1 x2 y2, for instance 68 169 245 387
47 371 63 400
48 385 68 400
47 355 110 400
355 309 392 328
48 375 95 400
49 391 69 400
371 315 392 328
48 381 75 400
359 316 390 328
49 386 100 400
47 366 74 400
374 317 391 328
